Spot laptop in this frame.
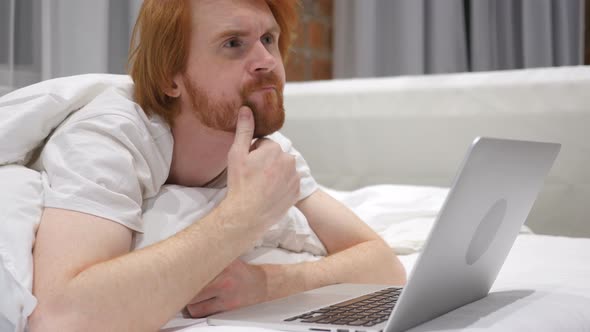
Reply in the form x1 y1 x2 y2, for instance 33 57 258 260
208 137 560 332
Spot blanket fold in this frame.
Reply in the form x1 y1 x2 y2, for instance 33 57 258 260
0 74 135 332
0 74 134 166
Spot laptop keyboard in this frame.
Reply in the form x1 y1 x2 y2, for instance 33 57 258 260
284 287 402 327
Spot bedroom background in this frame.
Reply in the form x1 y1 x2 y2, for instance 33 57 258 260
0 0 587 94
1 3 590 332
0 0 588 236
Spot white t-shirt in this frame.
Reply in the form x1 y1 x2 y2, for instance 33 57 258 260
30 87 318 232
30 87 173 231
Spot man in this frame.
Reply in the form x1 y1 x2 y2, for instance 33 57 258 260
28 0 406 331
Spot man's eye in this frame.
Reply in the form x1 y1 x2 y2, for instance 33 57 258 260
224 38 243 48
261 34 274 45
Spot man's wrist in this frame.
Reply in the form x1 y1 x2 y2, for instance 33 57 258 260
261 263 309 301
215 198 262 237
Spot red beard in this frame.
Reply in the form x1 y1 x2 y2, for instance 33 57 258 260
183 72 285 138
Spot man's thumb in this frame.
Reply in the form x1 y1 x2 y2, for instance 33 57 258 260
232 106 255 155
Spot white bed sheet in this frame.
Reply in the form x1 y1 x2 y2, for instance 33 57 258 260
162 234 590 332
1 162 585 332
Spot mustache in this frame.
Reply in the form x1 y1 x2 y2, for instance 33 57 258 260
240 72 283 98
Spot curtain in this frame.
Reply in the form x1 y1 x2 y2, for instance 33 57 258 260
334 0 585 78
0 0 142 95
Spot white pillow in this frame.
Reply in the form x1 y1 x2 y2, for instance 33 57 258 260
323 184 532 254
136 183 456 257
322 184 449 254
135 185 327 257
0 165 42 331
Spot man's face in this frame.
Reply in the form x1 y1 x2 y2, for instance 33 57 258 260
180 0 286 138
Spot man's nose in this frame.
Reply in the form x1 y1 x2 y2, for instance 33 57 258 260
247 40 277 74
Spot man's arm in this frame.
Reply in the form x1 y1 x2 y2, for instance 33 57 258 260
29 107 300 331
278 189 407 290
29 205 253 331
186 189 406 317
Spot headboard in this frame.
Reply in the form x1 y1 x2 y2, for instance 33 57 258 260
282 66 590 238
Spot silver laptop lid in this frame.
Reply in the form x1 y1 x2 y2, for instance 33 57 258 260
386 137 560 332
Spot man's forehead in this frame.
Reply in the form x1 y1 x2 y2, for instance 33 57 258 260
191 0 279 33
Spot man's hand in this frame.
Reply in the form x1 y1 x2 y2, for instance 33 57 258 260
186 260 268 318
225 106 300 231
184 107 302 318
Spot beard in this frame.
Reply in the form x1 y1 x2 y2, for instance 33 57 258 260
182 72 285 138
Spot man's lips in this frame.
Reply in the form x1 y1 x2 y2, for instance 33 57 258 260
257 85 276 92
247 86 277 99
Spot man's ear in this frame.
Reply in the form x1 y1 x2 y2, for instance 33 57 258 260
164 73 182 98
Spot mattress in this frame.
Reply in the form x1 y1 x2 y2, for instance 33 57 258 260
160 233 590 331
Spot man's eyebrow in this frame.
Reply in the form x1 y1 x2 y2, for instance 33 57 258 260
213 24 281 42
214 28 249 41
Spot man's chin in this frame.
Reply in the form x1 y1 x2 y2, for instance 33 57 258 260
252 112 284 138
253 127 280 139
253 116 284 137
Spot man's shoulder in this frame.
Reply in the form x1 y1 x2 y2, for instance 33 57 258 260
47 86 173 171
65 87 170 140
77 87 144 123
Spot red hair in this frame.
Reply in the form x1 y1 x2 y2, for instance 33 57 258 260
128 0 300 126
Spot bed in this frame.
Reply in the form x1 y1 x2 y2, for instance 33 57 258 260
163 66 590 331
1 66 589 331
277 66 590 331
161 234 590 332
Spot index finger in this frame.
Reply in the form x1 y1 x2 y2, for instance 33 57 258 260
230 106 255 158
